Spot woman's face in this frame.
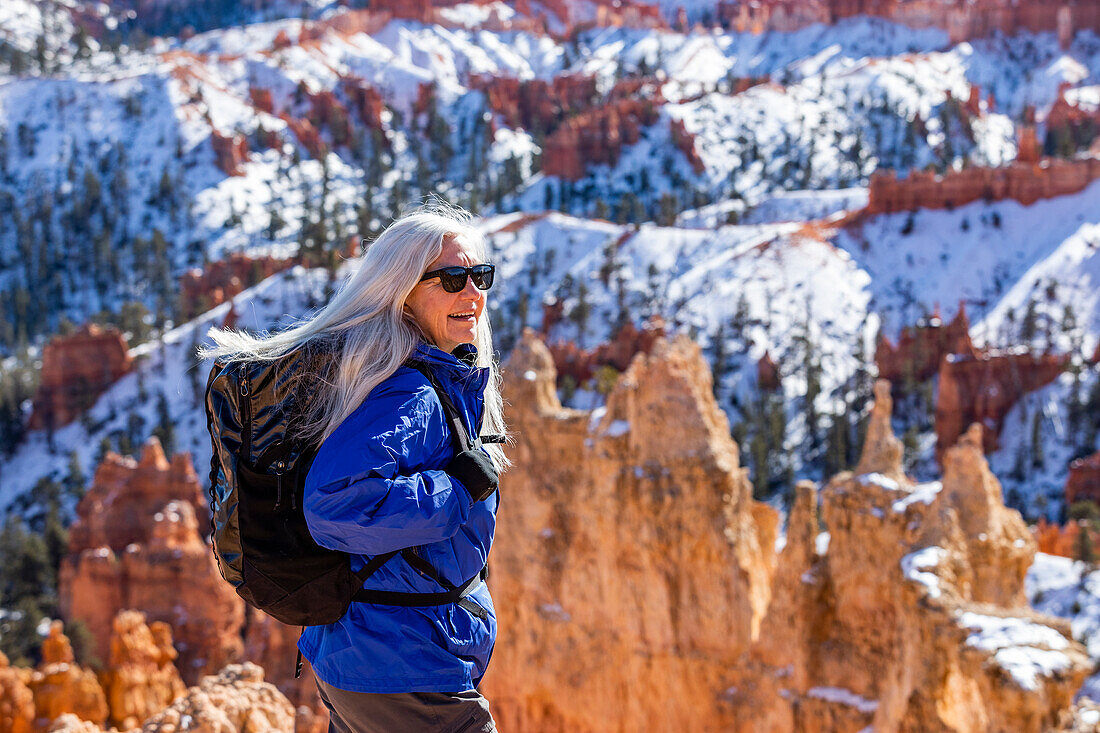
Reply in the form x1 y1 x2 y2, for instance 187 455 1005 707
404 233 487 354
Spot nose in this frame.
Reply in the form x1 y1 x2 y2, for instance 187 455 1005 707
461 272 483 299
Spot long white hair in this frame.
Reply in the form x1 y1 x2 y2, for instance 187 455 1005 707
199 202 511 471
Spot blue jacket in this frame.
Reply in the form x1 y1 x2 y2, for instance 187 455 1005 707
298 341 497 693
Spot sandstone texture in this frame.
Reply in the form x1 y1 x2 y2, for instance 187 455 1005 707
242 611 328 733
138 663 295 733
484 331 1090 732
28 324 132 431
27 622 108 730
0 652 35 733
100 610 187 729
60 438 245 686
44 714 102 733
728 387 1089 731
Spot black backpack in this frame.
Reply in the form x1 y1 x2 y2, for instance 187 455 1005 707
204 348 499 643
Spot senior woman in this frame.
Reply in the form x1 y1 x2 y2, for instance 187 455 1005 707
204 204 508 732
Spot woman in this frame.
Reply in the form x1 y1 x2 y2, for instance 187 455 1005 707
203 203 509 732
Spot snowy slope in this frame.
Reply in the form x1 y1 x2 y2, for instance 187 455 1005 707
1027 552 1100 701
834 179 1100 345
0 264 334 513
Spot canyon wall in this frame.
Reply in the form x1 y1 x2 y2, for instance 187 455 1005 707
866 156 1100 215
717 0 1093 47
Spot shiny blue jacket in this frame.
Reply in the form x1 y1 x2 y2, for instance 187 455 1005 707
298 341 497 693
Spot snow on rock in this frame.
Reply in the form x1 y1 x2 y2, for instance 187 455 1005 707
901 546 947 599
891 481 943 513
957 610 1073 691
805 686 879 714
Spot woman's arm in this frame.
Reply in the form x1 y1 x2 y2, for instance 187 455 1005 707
302 381 474 555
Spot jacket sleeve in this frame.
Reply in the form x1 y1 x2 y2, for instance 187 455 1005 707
302 379 474 555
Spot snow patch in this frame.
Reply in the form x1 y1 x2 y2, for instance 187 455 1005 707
901 546 947 599
805 686 879 714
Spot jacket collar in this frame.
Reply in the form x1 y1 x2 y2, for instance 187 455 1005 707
412 341 484 381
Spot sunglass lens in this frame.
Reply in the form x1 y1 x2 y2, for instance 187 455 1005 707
471 265 494 290
439 267 468 293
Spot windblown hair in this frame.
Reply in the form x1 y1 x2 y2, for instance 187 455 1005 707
198 202 511 472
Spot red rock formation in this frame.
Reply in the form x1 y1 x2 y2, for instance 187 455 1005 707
27 622 109 730
592 1 666 29
757 350 782 391
530 0 667 29
59 438 245 686
1066 450 1100 505
179 252 294 319
1046 84 1100 152
342 78 385 131
543 97 660 180
28 324 132 431
281 115 328 159
99 611 186 729
540 297 565 332
210 131 249 176
367 0 434 23
471 73 600 136
669 118 706 173
306 90 353 147
965 85 983 116
934 350 1068 456
545 316 666 386
1033 516 1100 559
875 303 977 384
866 154 1100 214
272 29 292 50
0 653 34 733
1017 126 1042 162
255 124 283 151
249 87 274 114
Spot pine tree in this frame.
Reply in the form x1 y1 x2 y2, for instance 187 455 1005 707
64 450 86 499
1031 410 1045 469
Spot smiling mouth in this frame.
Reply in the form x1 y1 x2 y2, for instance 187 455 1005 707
448 312 475 321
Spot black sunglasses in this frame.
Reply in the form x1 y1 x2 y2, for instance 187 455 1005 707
419 263 495 293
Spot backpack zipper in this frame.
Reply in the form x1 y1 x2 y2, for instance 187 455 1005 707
273 459 286 511
239 374 252 462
